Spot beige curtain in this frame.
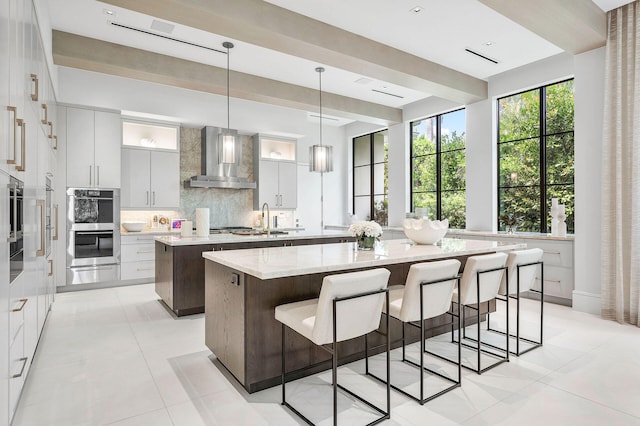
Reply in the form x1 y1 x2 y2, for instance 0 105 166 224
601 1 640 326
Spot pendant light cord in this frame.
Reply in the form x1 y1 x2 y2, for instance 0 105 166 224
223 41 234 131
316 67 325 147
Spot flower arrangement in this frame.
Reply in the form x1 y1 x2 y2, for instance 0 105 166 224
348 221 383 250
498 212 523 234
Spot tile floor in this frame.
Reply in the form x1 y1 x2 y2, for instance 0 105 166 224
12 283 640 425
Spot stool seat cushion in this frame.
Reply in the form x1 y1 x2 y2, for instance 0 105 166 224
275 298 319 343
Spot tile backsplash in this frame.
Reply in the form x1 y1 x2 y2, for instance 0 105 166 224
178 127 255 227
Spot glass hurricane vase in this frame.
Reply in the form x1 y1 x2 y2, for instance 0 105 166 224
357 236 376 250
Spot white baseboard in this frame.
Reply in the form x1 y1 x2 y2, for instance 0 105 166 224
572 290 601 315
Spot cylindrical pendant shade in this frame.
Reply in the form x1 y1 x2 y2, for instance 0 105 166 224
309 145 333 172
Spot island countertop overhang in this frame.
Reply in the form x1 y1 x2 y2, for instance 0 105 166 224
202 238 527 280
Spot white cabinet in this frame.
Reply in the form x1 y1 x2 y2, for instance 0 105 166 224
67 107 121 188
253 134 297 210
121 148 180 209
120 234 156 281
447 232 575 303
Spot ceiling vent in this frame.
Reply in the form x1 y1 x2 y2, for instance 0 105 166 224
109 22 226 54
371 88 404 99
150 19 175 34
464 48 499 64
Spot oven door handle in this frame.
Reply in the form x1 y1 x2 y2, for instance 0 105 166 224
8 181 17 243
74 230 114 236
36 199 45 257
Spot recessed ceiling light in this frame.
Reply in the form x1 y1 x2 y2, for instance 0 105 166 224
483 41 495 46
410 6 423 13
103 8 116 16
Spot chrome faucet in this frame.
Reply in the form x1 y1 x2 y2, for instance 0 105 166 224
262 202 270 235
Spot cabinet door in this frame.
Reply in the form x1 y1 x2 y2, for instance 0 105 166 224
0 171 10 425
150 151 180 208
0 1 10 173
277 161 297 209
94 111 121 188
257 160 279 207
66 107 95 187
121 148 150 208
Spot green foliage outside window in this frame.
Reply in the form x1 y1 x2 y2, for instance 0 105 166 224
411 110 466 229
498 80 574 233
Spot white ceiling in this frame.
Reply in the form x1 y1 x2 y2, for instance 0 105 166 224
45 0 622 112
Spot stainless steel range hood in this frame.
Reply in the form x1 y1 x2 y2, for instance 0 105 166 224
187 126 256 189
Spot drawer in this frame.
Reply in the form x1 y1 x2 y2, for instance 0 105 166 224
526 240 573 268
9 327 26 418
121 234 157 245
531 265 573 299
121 260 155 280
10 298 27 345
121 243 155 262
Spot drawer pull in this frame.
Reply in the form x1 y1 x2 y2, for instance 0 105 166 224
136 250 155 254
544 251 561 255
137 268 154 272
41 103 48 124
12 357 28 378
30 73 39 101
12 299 28 312
536 278 561 284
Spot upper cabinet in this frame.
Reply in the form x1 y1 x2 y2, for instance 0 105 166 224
121 120 180 209
66 107 121 188
253 134 297 210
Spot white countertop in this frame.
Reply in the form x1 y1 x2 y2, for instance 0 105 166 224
202 237 527 280
325 225 574 242
154 230 351 246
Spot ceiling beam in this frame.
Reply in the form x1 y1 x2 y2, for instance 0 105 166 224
478 0 606 54
100 0 488 104
52 31 402 125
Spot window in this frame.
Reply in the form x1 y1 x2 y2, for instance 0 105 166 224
497 79 574 233
353 129 388 225
410 109 466 229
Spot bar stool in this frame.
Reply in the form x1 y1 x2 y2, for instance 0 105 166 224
449 252 509 374
488 248 544 355
366 259 462 405
275 268 391 426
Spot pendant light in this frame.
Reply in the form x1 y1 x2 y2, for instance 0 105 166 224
309 67 334 173
219 41 238 165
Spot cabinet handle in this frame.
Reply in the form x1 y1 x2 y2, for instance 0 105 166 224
136 267 154 272
36 199 45 257
96 165 100 186
47 121 53 139
8 180 17 243
16 118 25 172
53 204 59 240
53 135 58 150
30 73 39 101
136 249 154 254
544 250 561 255
146 191 149 205
41 103 48 124
152 191 156 205
12 357 28 379
89 165 92 186
12 299 28 312
6 106 17 165
48 259 53 276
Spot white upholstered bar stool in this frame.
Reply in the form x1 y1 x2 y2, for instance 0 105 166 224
488 248 544 355
452 252 509 374
275 268 391 426
366 259 461 405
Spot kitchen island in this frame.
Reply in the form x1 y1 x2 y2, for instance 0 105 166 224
154 230 354 316
202 238 526 392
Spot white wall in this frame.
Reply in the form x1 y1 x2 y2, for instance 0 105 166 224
56 66 347 231
573 47 605 314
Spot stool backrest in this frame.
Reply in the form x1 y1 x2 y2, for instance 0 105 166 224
459 252 507 305
400 259 461 322
499 248 544 295
312 268 391 345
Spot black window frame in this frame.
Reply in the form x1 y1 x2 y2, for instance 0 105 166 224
496 78 575 233
352 129 388 225
409 108 466 226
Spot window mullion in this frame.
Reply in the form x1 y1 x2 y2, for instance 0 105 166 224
540 86 547 233
436 116 442 220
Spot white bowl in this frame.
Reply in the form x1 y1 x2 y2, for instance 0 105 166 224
122 221 146 232
403 218 448 244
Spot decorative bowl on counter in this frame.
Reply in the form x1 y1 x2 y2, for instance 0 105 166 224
403 218 448 245
122 221 147 232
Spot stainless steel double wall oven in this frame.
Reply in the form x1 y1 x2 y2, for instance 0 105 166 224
66 188 120 285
